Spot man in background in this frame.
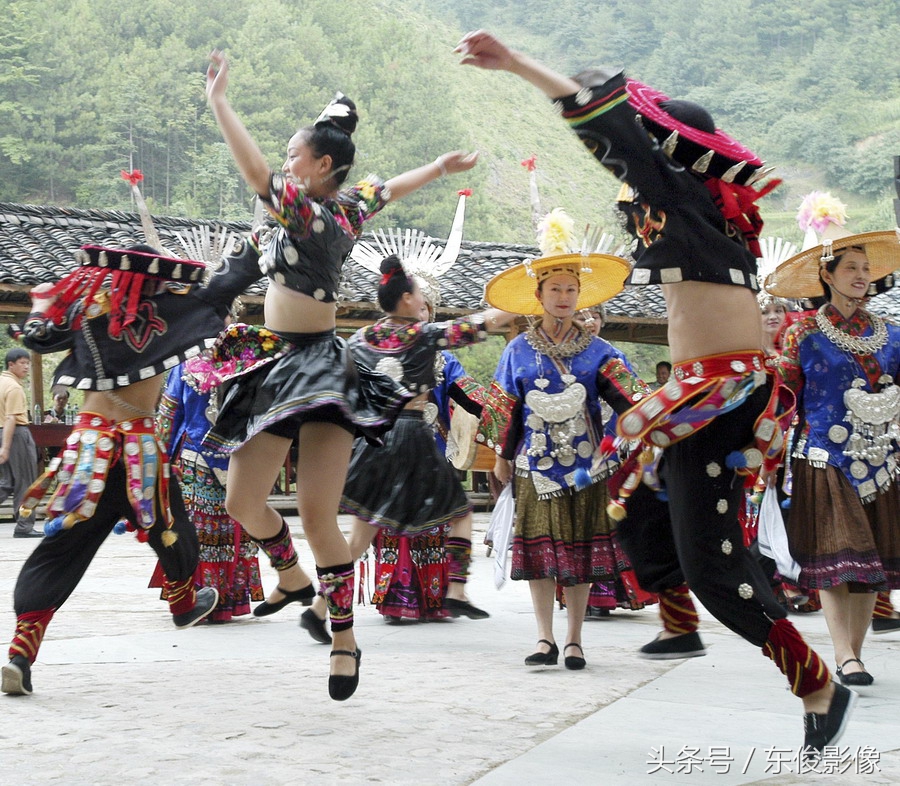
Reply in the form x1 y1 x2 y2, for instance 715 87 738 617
0 349 41 538
43 384 70 423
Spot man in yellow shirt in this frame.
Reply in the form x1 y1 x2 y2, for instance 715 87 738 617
0 348 41 537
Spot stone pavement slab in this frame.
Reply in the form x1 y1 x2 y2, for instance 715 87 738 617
1 515 898 785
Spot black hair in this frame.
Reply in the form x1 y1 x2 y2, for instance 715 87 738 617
818 245 865 302
299 94 358 187
658 99 716 134
656 360 672 371
5 347 29 367
377 255 414 312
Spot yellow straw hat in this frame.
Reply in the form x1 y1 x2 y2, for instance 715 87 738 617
483 209 630 316
765 192 900 298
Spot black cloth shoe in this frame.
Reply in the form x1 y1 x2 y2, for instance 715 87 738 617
300 608 332 644
872 617 900 634
328 648 361 702
173 587 218 629
13 530 44 538
804 683 857 756
564 643 586 670
638 631 707 660
835 658 874 686
1 655 33 695
444 597 490 620
252 584 316 617
525 639 559 666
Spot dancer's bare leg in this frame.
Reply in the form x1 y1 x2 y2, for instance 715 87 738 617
562 583 590 649
529 578 557 653
226 431 314 601
294 422 357 678
309 517 373 620
446 511 473 602
819 585 877 676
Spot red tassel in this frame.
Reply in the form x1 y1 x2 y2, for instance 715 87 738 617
520 155 537 172
457 188 473 197
120 169 144 185
357 557 366 606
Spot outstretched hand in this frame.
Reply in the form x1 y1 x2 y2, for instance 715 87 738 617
436 150 479 175
29 282 56 313
455 30 515 72
206 49 230 103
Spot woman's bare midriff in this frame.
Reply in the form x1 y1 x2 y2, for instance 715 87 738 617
264 284 339 334
662 281 764 363
82 376 164 422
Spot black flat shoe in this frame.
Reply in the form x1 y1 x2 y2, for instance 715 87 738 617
872 616 900 634
564 642 586 670
444 597 490 619
1 655 32 695
253 584 316 617
299 608 332 644
173 587 219 629
524 639 559 666
836 658 874 686
328 648 361 702
804 683 857 757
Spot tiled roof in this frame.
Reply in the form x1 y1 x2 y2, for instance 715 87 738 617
0 201 668 331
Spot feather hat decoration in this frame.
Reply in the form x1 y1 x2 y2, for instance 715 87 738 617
350 189 469 308
766 191 900 298
484 207 630 316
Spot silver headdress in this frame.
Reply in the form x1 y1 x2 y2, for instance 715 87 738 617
350 190 469 309
756 236 797 309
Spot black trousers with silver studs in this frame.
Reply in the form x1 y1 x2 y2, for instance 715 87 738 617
617 384 787 647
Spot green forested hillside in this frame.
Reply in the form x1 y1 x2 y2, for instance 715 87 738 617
1 0 899 249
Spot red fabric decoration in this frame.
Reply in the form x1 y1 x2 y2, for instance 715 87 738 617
705 177 782 259
120 169 144 185
379 272 393 286
520 155 537 172
457 188 472 197
763 617 830 697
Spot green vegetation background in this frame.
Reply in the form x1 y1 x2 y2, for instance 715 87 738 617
2 0 899 384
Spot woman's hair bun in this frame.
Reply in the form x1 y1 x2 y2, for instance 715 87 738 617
314 92 358 136
380 254 403 276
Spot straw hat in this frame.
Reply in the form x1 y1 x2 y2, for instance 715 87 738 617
765 192 900 298
484 209 630 316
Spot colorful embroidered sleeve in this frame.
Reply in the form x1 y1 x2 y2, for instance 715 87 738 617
428 315 490 350
481 338 526 458
776 320 807 395
596 356 652 414
481 380 520 458
156 369 185 460
337 175 389 236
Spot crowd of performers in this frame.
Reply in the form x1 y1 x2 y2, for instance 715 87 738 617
4 32 900 759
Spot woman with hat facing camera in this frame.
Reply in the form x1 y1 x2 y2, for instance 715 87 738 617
482 209 645 671
457 30 854 755
767 193 900 690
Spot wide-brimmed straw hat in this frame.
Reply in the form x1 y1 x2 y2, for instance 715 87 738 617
484 252 629 316
764 192 900 298
485 208 630 316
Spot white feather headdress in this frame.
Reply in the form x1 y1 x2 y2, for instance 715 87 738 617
350 190 468 308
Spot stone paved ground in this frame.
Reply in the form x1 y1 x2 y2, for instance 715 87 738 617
1 515 898 785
